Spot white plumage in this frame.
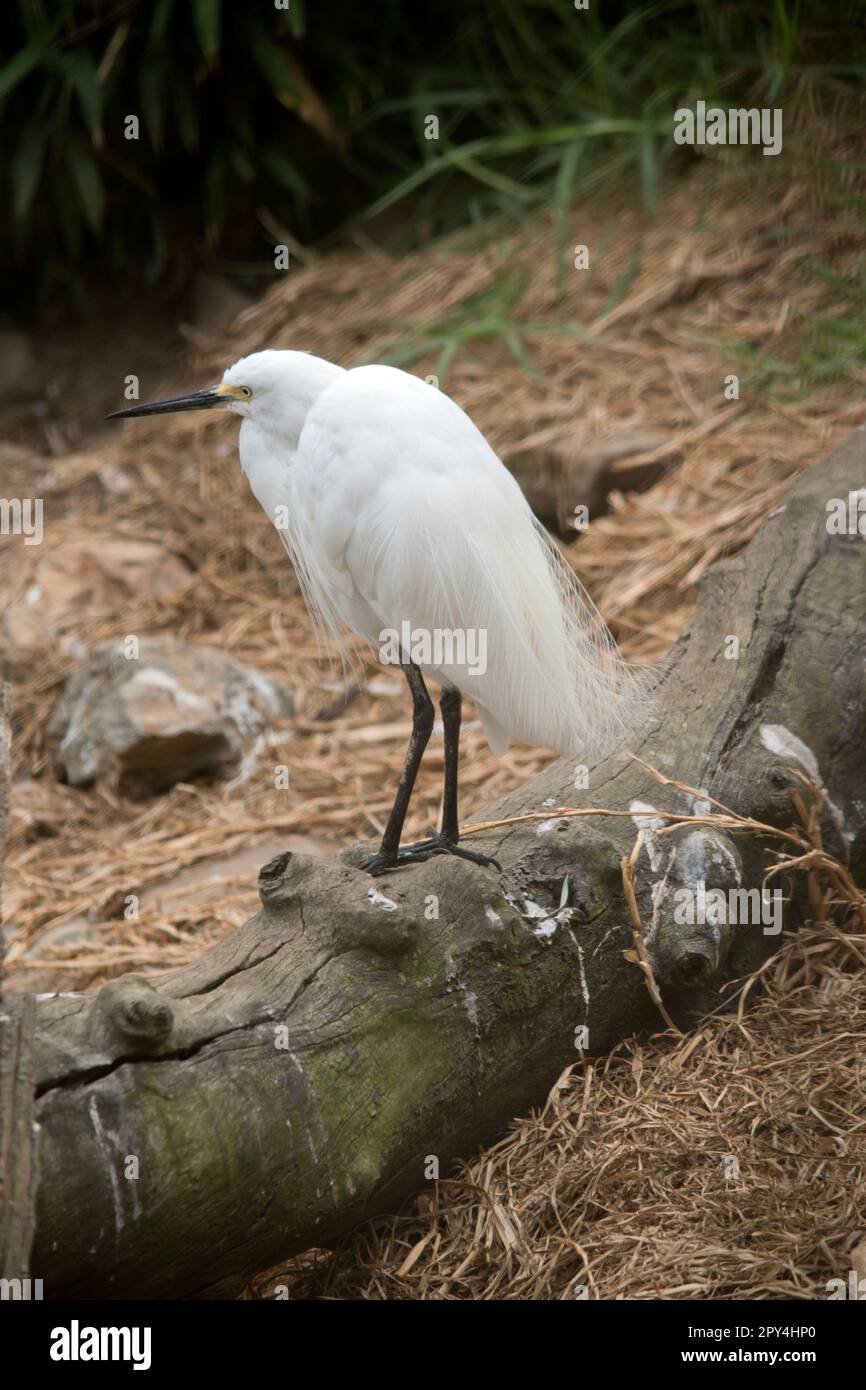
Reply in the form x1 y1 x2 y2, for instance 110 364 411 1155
225 349 639 759
110 346 644 873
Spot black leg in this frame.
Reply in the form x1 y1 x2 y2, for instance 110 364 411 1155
359 663 433 874
439 683 462 842
360 676 500 877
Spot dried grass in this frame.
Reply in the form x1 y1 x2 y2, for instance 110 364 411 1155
2 122 865 1298
4 143 863 984
243 767 866 1301
253 916 866 1300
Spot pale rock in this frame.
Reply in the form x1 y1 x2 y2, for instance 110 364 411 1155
47 637 294 796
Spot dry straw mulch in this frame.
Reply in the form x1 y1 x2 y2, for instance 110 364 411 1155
247 773 866 1300
253 920 866 1300
2 108 865 1298
4 134 864 983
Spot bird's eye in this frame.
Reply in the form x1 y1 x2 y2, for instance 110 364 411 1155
241 386 252 398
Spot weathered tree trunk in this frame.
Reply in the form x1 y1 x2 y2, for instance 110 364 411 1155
28 430 866 1299
0 665 39 1287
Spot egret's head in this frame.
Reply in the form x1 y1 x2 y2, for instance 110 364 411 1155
218 351 296 423
107 350 341 442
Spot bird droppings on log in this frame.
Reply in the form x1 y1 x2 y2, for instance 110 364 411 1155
629 800 666 870
759 722 850 857
534 816 572 835
366 888 399 913
759 723 821 783
673 828 743 891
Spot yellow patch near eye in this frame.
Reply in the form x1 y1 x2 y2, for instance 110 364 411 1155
215 383 248 400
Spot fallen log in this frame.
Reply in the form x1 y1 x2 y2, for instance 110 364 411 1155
28 427 866 1298
0 665 40 1288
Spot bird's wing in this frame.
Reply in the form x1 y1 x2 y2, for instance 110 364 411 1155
290 366 642 756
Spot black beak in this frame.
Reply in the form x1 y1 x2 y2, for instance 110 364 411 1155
106 386 228 420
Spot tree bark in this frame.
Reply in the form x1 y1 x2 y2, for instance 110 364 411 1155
29 428 866 1299
0 664 40 1287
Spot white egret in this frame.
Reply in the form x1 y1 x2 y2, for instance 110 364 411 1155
109 350 642 874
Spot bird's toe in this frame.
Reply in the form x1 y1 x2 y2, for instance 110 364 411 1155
360 834 499 875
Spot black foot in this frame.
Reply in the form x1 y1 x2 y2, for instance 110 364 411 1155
360 831 501 877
